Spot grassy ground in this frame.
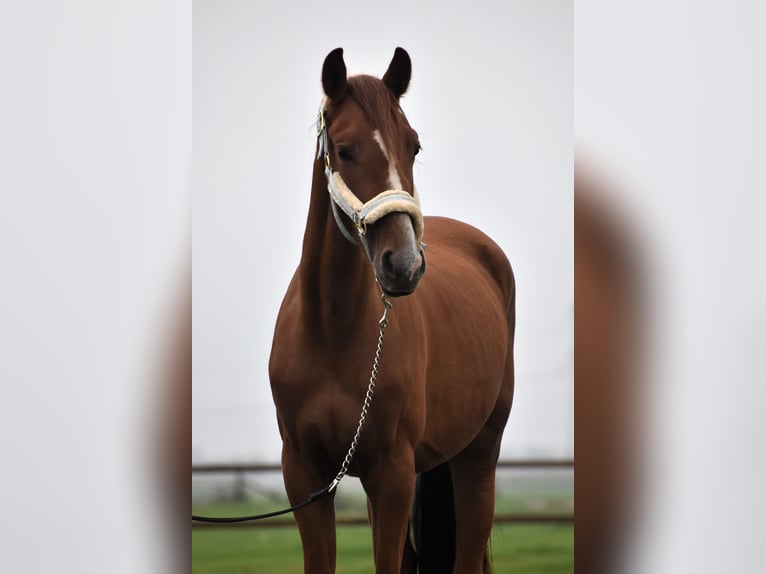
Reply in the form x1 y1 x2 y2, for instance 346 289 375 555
192 472 573 573
192 523 573 574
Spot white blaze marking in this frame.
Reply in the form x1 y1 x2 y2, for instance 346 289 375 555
372 129 403 190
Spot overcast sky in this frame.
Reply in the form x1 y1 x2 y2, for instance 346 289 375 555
193 0 573 463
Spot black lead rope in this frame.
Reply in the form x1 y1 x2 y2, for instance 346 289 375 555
192 483 335 523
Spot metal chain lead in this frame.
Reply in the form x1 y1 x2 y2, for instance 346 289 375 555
328 293 392 492
192 292 393 523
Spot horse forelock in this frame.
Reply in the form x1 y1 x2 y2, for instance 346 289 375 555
345 75 411 177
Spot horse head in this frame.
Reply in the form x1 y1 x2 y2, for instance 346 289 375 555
319 47 426 297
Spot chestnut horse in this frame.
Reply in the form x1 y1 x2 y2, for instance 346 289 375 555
269 48 515 574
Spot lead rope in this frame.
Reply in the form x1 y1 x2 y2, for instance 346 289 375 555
192 293 392 524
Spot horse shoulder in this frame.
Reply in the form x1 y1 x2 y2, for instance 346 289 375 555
269 273 306 385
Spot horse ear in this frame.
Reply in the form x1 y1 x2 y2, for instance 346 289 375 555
322 48 348 101
382 47 411 99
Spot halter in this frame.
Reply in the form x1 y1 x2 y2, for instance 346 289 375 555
316 103 425 249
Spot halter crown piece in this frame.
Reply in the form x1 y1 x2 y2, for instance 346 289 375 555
316 102 425 246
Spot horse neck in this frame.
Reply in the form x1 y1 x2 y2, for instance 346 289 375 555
298 159 379 337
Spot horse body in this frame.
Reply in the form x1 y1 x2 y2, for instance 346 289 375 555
269 48 514 574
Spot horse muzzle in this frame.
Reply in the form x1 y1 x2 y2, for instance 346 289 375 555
371 213 427 297
377 245 426 297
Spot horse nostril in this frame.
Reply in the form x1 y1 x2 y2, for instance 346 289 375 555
382 250 395 276
417 251 426 277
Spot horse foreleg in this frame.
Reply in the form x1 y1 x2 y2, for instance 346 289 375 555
449 428 504 574
365 496 417 574
282 446 337 574
361 452 416 574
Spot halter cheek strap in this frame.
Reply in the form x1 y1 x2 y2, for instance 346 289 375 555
317 104 425 246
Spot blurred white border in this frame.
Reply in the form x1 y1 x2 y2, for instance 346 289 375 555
577 1 766 572
0 2 189 572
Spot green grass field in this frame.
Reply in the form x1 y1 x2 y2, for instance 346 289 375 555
192 523 573 573
193 471 573 573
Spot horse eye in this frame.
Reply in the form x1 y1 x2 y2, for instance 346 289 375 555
414 143 422 157
336 146 354 163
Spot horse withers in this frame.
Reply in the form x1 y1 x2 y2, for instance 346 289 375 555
269 47 515 574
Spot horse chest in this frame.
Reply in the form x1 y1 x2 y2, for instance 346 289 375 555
271 343 418 452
